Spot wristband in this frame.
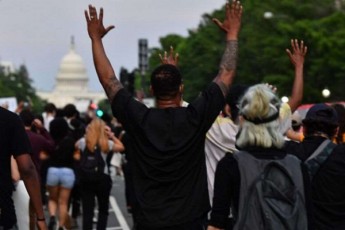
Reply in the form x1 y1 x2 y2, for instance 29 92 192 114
37 217 46 221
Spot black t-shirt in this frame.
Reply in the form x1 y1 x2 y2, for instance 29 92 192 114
209 147 313 230
48 135 76 169
0 107 32 227
112 83 224 227
286 136 345 230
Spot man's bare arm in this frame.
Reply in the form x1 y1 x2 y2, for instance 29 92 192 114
286 39 308 112
213 1 242 96
85 5 123 103
16 154 47 230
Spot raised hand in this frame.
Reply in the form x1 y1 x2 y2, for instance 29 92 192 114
286 39 308 68
85 5 115 40
286 39 307 112
213 0 243 40
159 46 179 66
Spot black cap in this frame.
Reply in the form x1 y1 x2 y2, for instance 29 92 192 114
303 103 338 125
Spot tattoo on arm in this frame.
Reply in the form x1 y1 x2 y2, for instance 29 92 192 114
103 76 123 103
219 40 238 72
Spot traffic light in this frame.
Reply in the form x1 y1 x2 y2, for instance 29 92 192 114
96 109 104 117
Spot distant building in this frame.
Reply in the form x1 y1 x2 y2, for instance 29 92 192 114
37 37 106 112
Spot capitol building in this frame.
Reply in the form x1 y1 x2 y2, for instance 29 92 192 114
37 38 106 112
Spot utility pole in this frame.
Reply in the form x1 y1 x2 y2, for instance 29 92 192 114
138 39 148 90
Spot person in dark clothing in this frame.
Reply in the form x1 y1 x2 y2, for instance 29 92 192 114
208 84 312 230
75 118 124 230
0 107 47 230
19 109 55 230
85 1 242 228
286 103 345 230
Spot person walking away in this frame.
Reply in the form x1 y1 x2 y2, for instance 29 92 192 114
208 84 313 230
46 118 76 230
19 109 55 230
75 118 124 230
84 0 241 228
286 103 345 229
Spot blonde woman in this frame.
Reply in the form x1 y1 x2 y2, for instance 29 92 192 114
208 84 312 230
75 118 124 230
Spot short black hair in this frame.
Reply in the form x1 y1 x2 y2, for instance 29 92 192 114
150 64 182 99
63 104 78 118
303 120 338 138
19 109 35 127
50 117 69 141
226 84 249 120
44 103 56 113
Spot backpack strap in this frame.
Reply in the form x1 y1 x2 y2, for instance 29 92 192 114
304 139 336 179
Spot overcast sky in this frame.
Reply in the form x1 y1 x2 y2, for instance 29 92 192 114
0 0 225 92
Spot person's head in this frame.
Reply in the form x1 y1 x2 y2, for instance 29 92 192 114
302 103 339 139
150 64 183 101
85 117 109 153
19 109 35 127
63 104 78 119
49 117 69 142
44 103 56 114
225 84 249 121
236 84 285 149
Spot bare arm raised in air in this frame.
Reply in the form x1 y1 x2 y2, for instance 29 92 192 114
286 39 308 112
85 5 122 104
212 0 243 96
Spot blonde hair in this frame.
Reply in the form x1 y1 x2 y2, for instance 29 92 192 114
85 118 109 153
236 84 285 149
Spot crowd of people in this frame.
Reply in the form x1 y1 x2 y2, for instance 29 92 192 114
2 1 345 230
1 100 128 230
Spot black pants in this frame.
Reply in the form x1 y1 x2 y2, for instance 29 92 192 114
80 174 112 230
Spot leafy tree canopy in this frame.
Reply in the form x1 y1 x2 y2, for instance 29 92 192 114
145 0 345 103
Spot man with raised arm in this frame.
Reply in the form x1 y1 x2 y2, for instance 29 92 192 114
85 1 242 229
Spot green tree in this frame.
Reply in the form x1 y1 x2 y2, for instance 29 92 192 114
146 0 345 103
0 64 45 112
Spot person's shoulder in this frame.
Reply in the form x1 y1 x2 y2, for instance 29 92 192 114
332 143 345 155
112 88 132 104
219 152 236 165
0 107 20 121
205 82 224 95
284 139 301 151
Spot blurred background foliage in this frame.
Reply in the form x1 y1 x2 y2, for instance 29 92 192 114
143 0 345 103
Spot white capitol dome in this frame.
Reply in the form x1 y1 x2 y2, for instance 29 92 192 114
55 38 88 91
37 37 106 112
57 44 88 80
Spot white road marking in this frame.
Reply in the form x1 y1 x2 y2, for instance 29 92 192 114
109 196 130 230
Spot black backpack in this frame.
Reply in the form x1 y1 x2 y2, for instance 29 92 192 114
79 145 106 181
233 151 308 230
